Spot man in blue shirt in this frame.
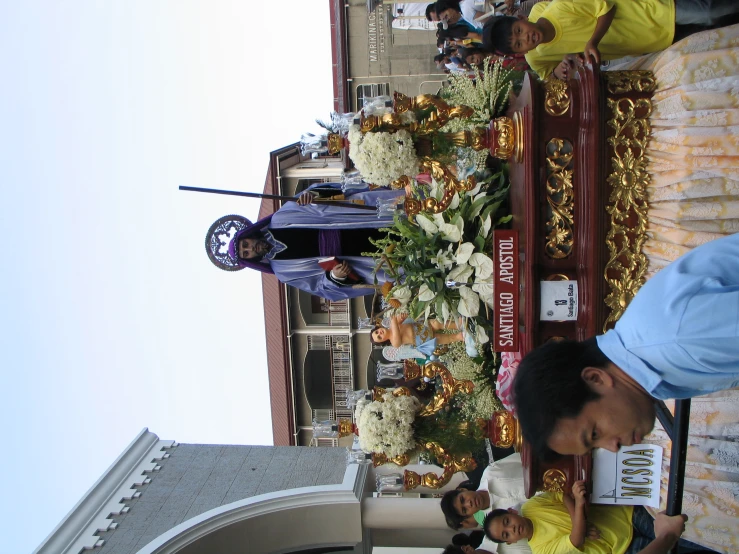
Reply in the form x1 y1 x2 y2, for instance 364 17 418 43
513 233 739 459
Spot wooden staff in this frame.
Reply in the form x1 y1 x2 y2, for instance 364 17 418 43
179 185 378 211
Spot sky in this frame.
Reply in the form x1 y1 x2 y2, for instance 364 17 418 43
0 2 334 552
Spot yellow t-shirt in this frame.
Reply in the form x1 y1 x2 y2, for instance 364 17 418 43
524 0 675 78
522 492 634 554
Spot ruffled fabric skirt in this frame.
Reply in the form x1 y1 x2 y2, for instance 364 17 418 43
612 25 739 277
607 25 739 553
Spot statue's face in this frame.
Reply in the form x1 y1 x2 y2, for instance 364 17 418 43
238 238 270 259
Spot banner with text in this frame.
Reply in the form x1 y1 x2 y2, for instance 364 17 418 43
493 230 519 352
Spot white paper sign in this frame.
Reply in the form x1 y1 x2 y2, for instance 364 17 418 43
591 444 663 508
539 280 578 321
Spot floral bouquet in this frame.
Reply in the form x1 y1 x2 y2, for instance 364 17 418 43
347 123 420 187
355 391 420 458
368 171 511 343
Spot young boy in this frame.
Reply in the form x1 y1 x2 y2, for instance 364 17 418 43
482 0 739 79
483 480 709 554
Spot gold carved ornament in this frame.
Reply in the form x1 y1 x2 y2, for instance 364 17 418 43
415 361 475 418
543 76 571 116
542 469 567 492
439 117 520 160
337 419 354 437
403 158 476 218
544 138 575 259
403 359 422 381
404 466 455 490
602 72 655 331
327 133 344 155
372 452 410 467
604 71 656 95
392 92 474 136
491 116 516 159
435 128 488 151
476 411 522 451
398 360 476 490
404 441 477 490
372 386 412 401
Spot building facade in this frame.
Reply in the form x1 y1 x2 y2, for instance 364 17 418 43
35 430 461 554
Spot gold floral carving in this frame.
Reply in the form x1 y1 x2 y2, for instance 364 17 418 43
376 92 475 137
604 71 657 95
544 138 575 259
372 453 410 467
416 361 475 417
542 469 567 492
337 419 354 437
404 441 477 490
491 116 515 159
391 175 412 191
392 387 412 398
436 128 488 150
602 93 652 331
543 76 571 116
327 133 343 155
404 467 457 490
372 386 412 402
494 412 516 448
404 158 476 218
403 359 422 381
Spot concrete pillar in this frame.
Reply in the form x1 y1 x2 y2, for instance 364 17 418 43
362 497 448 529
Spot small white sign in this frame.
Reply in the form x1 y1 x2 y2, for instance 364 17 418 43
539 280 578 321
591 445 663 508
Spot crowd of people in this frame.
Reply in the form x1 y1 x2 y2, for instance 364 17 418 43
429 0 739 80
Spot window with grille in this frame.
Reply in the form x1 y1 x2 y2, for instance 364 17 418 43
356 83 391 108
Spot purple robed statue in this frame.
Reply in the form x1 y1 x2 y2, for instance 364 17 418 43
205 183 404 301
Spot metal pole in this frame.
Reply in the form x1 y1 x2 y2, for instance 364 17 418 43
665 399 691 554
179 185 378 211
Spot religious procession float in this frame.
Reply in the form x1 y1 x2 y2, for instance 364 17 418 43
200 57 674 499
304 58 665 498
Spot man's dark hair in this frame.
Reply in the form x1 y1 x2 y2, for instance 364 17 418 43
482 16 516 55
434 0 462 15
434 53 448 64
425 3 436 21
440 482 477 530
438 23 473 40
482 509 509 543
442 545 466 554
513 337 610 460
457 46 488 65
452 531 484 548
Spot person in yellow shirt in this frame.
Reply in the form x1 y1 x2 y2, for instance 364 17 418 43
483 480 712 554
481 0 739 78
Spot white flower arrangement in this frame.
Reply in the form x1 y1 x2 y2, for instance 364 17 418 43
347 125 420 187
355 392 420 457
